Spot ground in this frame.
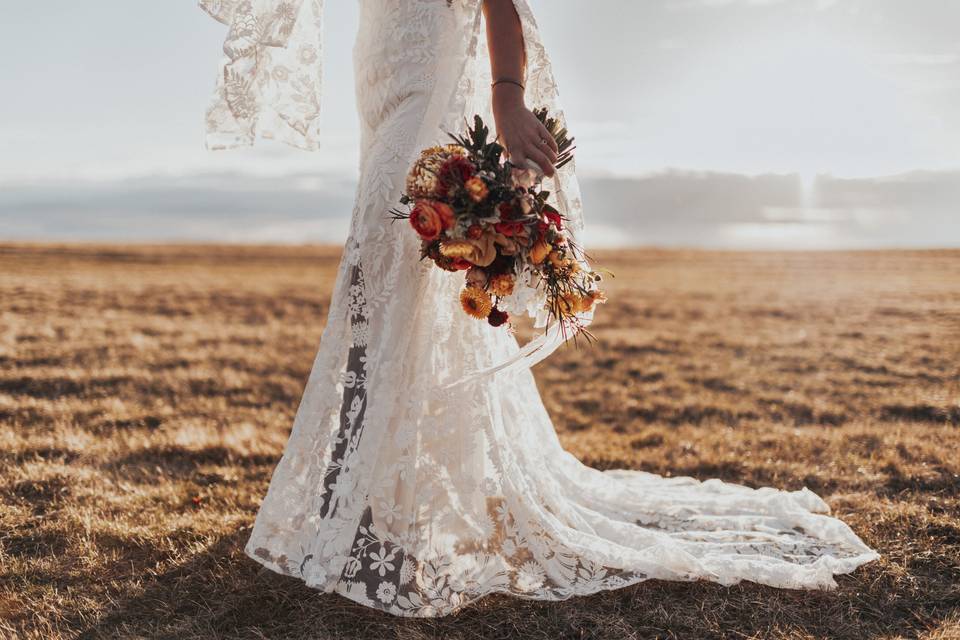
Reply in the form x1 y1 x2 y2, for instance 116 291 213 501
1 244 958 640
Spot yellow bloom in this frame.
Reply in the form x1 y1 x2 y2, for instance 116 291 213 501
440 240 476 259
460 286 493 320
489 274 515 297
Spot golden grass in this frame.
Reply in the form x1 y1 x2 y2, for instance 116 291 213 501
1 243 959 640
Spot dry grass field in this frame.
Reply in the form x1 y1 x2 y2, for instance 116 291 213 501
1 243 959 640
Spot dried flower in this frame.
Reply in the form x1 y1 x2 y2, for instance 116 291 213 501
440 240 476 259
583 290 607 310
543 205 564 230
548 250 565 269
438 156 476 197
460 287 493 319
441 235 497 267
466 267 488 288
489 274 515 297
465 177 489 202
487 307 510 327
519 195 534 215
530 238 551 264
494 220 525 237
557 292 583 316
511 167 538 190
493 233 522 256
407 144 465 198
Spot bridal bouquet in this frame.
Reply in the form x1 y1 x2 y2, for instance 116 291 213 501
392 110 604 335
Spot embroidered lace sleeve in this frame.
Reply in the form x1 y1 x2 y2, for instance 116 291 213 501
200 0 325 150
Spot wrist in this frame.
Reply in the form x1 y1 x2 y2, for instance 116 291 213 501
492 83 525 110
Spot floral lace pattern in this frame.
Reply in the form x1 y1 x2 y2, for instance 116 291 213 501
201 0 324 150
204 0 878 618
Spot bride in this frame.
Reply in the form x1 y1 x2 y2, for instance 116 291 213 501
201 0 878 617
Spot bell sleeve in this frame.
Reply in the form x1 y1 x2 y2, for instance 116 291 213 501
200 0 325 151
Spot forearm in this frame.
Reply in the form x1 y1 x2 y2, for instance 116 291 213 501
482 0 526 108
482 0 558 175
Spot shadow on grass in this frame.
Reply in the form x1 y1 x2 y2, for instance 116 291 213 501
70 527 953 640
103 446 279 479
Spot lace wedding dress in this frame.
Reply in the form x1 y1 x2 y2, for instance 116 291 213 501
202 0 879 617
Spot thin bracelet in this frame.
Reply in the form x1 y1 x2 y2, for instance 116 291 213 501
492 78 525 92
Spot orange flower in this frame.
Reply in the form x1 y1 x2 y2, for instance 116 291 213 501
489 274 515 297
460 287 493 319
530 238 551 264
435 202 455 230
548 250 565 269
410 200 454 241
465 177 489 203
556 292 583 316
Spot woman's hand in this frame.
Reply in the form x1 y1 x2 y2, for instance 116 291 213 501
482 0 558 177
492 84 559 177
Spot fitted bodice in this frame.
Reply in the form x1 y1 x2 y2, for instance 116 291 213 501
353 0 460 136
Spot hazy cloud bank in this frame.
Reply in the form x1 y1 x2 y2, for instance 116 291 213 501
1 170 957 249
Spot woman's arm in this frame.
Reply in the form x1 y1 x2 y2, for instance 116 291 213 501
482 0 559 176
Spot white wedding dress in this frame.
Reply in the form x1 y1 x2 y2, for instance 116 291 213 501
202 0 878 617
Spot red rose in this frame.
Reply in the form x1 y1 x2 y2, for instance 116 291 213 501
543 205 564 230
493 222 524 238
438 156 476 197
497 202 517 220
451 257 473 270
494 220 525 237
467 224 483 240
487 307 510 327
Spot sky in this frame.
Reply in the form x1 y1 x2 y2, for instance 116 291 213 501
1 1 958 247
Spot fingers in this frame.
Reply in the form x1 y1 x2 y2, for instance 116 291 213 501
509 147 528 170
528 135 558 164
501 123 557 176
537 122 560 154
523 144 555 177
